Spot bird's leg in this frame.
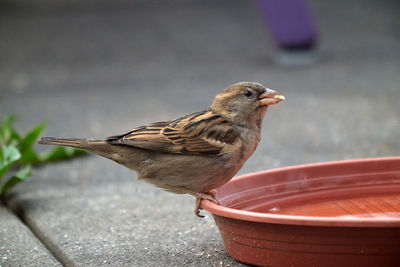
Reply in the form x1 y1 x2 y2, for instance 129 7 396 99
207 189 217 199
176 187 219 217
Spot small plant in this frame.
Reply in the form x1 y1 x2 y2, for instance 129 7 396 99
0 115 88 197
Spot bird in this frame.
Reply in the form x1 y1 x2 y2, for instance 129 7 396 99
39 82 285 217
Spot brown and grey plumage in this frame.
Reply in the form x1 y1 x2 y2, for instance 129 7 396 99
39 82 285 217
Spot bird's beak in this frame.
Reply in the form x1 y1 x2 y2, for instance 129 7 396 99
258 88 285 106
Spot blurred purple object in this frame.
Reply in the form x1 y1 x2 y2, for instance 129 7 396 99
256 0 318 49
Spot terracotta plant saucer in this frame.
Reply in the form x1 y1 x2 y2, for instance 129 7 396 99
201 157 400 267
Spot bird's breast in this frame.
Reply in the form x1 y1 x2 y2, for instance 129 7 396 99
238 126 261 161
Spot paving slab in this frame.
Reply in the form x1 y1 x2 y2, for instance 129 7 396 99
0 205 61 267
5 158 244 266
0 0 399 266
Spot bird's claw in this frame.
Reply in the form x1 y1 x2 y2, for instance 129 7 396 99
195 198 205 218
194 191 219 218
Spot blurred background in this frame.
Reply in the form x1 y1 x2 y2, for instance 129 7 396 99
1 0 400 168
1 0 399 169
1 0 400 265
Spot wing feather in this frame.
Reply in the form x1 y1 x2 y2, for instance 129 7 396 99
105 110 239 156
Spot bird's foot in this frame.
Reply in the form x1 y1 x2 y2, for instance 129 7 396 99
175 187 219 218
194 191 219 218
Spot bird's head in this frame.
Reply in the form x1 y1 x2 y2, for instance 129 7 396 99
210 82 284 128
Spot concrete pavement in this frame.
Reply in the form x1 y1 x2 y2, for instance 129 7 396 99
1 0 399 266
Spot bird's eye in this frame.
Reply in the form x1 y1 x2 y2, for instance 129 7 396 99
244 90 253 98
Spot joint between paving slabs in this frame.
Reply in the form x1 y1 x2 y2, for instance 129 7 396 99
2 197 72 267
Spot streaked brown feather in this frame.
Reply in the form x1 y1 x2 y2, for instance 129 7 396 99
106 110 239 156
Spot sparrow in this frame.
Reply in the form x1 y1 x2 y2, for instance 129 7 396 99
39 82 284 217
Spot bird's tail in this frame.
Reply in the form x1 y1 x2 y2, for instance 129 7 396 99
38 137 105 150
39 136 145 170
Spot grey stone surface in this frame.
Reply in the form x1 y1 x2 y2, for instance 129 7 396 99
0 0 399 266
0 205 61 267
6 162 235 266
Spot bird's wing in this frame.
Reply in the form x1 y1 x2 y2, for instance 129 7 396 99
106 110 240 156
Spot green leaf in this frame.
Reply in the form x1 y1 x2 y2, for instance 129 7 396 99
0 115 21 146
0 165 32 195
66 147 88 158
40 146 88 162
0 115 90 195
20 121 47 154
19 148 41 165
0 146 21 180
0 145 21 163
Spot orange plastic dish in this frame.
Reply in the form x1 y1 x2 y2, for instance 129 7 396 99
201 157 400 267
